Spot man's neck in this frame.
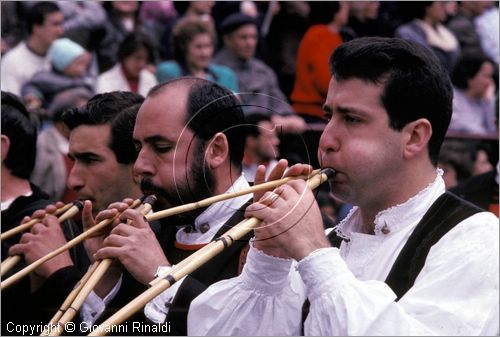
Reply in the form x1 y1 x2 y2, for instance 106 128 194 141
26 36 49 56
1 169 32 202
358 164 437 233
213 165 242 196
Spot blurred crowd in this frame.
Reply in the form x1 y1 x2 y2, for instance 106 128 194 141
1 1 499 224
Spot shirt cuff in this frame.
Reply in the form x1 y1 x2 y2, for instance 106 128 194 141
80 273 123 324
144 266 186 323
239 240 295 295
297 247 355 301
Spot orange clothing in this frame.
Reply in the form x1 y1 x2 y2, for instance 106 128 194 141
291 25 343 119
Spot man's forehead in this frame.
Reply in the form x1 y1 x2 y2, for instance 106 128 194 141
69 124 111 146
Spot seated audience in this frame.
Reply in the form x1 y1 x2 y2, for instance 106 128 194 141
395 1 460 72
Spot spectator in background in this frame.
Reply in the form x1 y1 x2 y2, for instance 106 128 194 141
21 38 93 115
56 0 106 50
95 1 147 73
450 163 499 216
396 1 460 72
264 2 311 97
1 1 64 96
475 1 499 64
438 140 473 189
158 1 215 60
139 0 177 58
214 13 306 134
447 1 488 54
96 32 157 97
156 16 238 92
31 88 92 202
1 2 26 55
450 108 498 216
344 1 392 38
471 143 494 176
242 113 280 183
291 1 349 123
448 51 497 135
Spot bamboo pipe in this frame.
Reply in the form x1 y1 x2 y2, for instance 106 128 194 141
40 262 100 336
145 169 320 222
1 201 84 277
1 202 74 241
1 198 143 291
88 169 335 336
50 197 156 336
1 170 319 289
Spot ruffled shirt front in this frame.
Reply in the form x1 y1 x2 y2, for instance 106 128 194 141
188 172 499 335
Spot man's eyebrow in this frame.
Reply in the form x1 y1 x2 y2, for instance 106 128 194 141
71 151 101 160
143 135 175 144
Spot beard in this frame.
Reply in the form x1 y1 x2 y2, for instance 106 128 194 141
140 144 216 224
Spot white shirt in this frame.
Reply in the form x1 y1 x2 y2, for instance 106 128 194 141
188 172 499 335
81 175 251 324
1 41 51 96
95 64 157 98
475 7 500 63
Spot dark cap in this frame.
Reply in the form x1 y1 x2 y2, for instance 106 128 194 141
219 13 257 35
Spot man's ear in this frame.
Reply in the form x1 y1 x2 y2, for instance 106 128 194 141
205 132 229 169
401 118 432 160
1 135 10 162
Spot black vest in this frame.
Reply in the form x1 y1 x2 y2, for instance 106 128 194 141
301 192 482 329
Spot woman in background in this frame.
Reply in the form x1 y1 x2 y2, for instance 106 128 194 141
156 16 238 92
96 31 157 97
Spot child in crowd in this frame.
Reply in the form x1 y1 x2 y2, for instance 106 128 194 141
21 37 94 117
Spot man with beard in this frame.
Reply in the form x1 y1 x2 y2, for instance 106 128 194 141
86 78 251 334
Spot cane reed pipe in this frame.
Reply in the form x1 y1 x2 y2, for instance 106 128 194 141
1 198 143 291
50 197 156 336
1 202 74 241
1 201 84 277
88 169 334 336
3 170 321 290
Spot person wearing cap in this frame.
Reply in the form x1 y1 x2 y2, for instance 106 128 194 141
21 37 94 116
1 1 64 96
214 12 306 134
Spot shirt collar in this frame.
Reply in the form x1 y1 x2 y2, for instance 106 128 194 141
334 169 446 239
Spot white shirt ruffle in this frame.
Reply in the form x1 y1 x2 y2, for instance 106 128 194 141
188 172 499 335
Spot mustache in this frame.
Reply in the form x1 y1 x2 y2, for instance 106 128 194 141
140 178 171 202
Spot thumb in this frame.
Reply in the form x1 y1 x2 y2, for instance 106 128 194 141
82 200 95 231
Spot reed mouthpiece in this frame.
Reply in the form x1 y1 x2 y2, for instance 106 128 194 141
321 168 336 180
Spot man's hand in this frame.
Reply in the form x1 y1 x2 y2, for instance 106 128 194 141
94 208 169 285
82 199 136 298
247 160 330 260
9 214 73 291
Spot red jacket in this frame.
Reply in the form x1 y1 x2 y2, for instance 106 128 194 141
291 25 342 119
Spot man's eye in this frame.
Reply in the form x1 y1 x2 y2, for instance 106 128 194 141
344 115 361 123
154 145 172 153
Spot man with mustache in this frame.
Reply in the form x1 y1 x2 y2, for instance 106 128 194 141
188 37 499 335
87 78 252 334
